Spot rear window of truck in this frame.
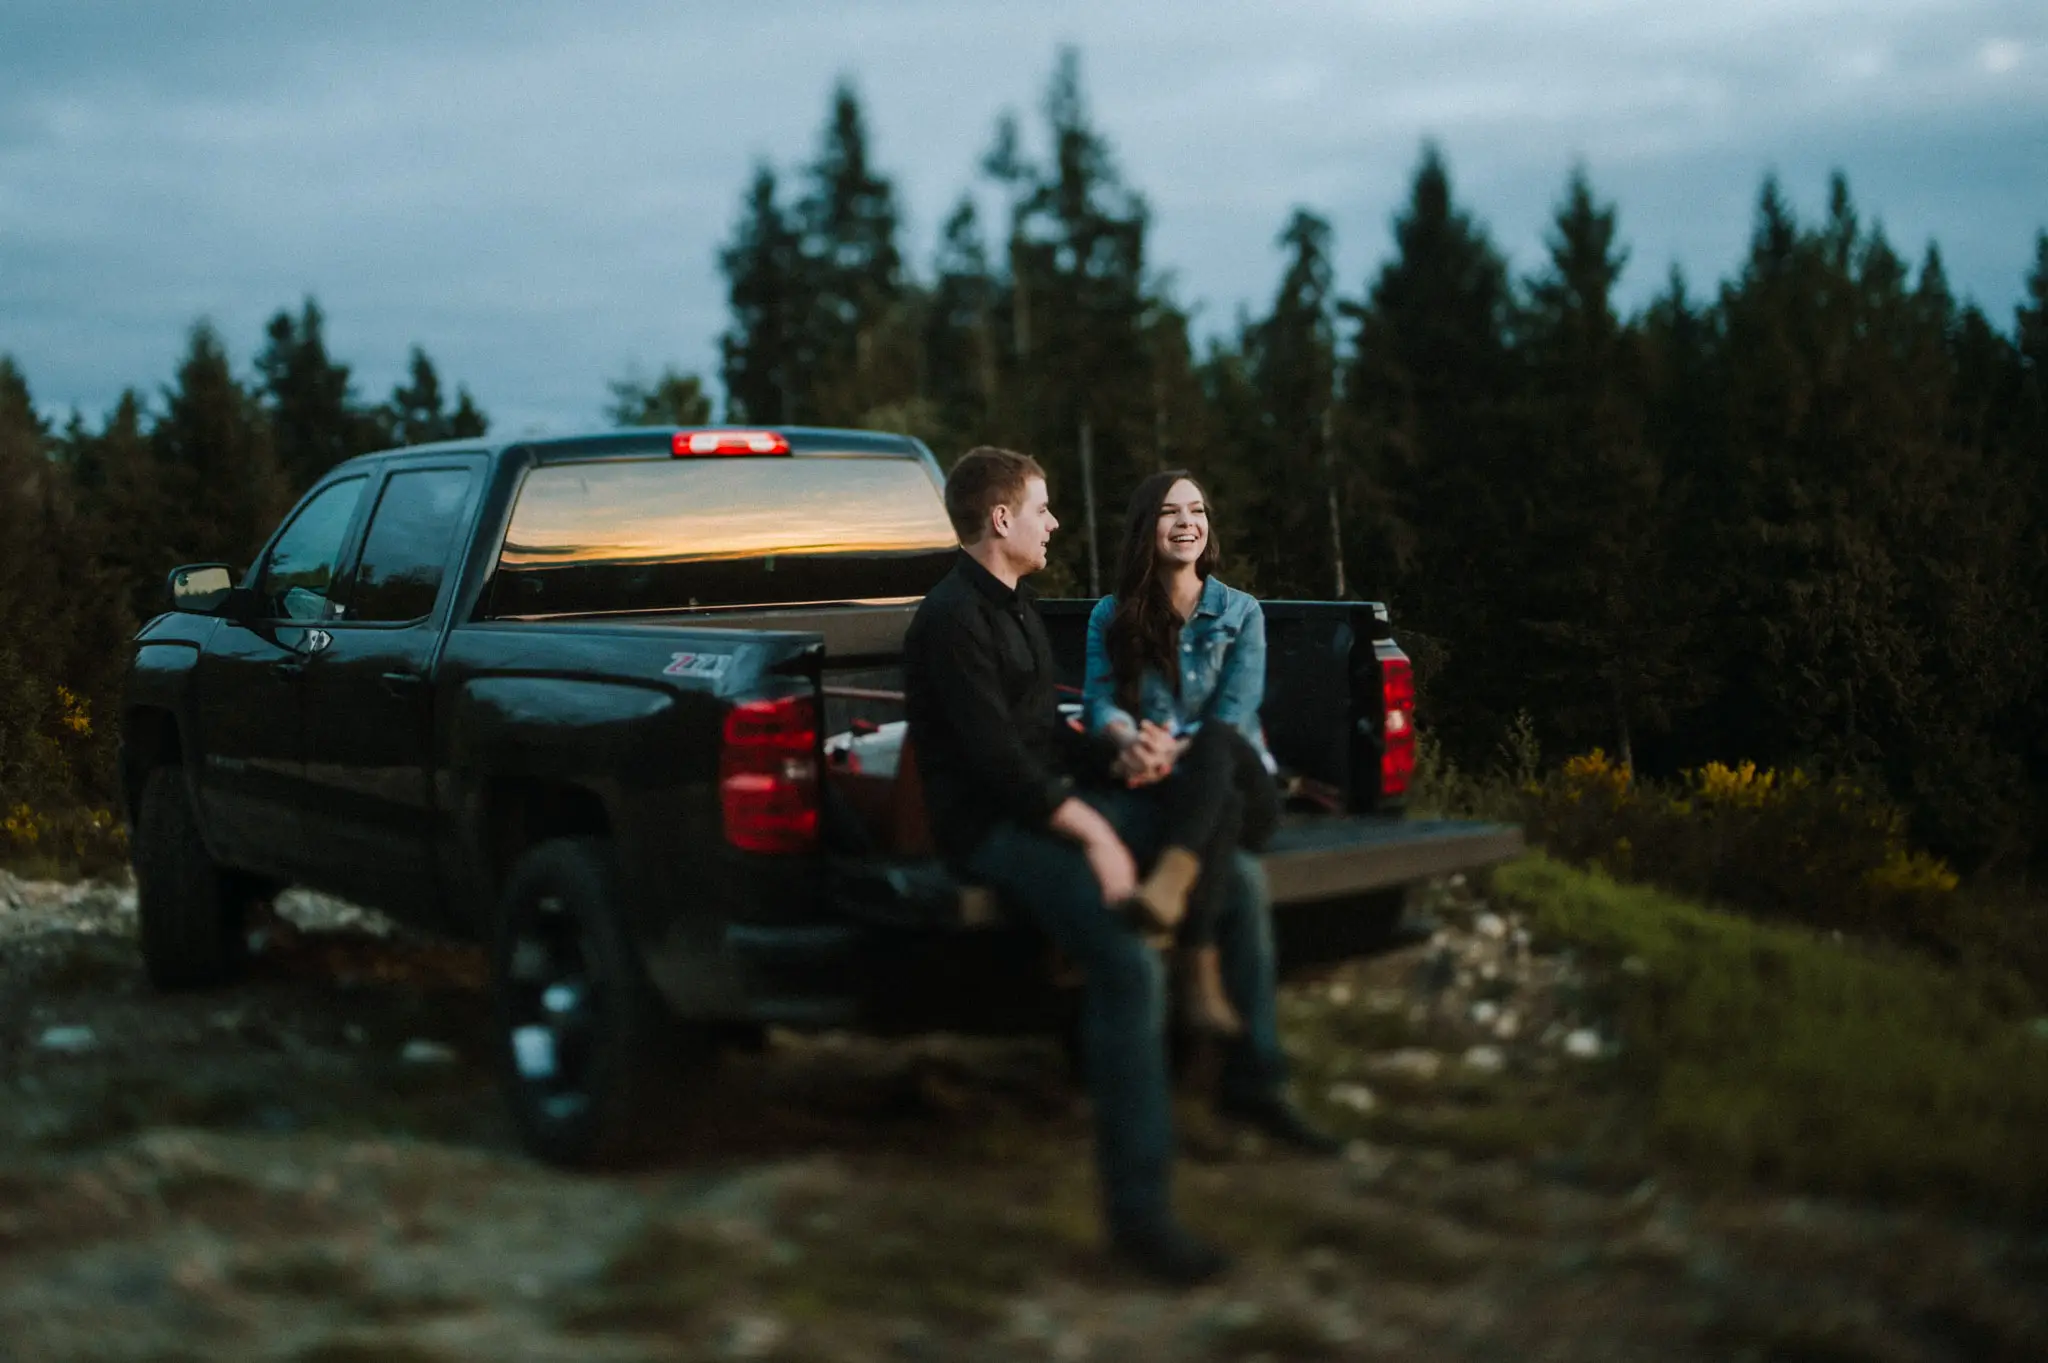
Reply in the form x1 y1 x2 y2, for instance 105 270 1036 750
487 455 959 617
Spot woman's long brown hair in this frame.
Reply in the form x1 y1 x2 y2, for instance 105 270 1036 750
1106 469 1220 711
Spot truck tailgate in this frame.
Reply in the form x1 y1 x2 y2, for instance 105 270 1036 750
1260 816 1523 905
831 816 1522 931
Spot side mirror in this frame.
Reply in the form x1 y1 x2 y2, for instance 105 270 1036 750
167 564 237 615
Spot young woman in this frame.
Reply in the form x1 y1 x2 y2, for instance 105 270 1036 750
1082 469 1279 1034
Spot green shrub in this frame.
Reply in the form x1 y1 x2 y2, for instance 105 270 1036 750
1515 751 1965 958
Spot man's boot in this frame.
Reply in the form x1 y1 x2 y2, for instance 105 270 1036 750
1217 1094 1346 1157
1110 1217 1234 1286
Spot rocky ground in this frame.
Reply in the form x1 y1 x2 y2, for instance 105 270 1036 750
1 868 2042 1363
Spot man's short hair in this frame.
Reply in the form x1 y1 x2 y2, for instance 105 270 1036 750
944 446 1046 543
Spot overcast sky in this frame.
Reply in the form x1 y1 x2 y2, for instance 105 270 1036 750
3 1 2044 437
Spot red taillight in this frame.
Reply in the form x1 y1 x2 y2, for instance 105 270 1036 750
673 429 791 457
720 695 818 852
1379 652 1416 798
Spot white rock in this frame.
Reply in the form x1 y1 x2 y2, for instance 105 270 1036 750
1493 1010 1522 1041
1563 1028 1604 1059
1326 1082 1377 1113
1474 912 1507 939
1461 1045 1505 1074
723 1315 787 1360
1448 873 1467 889
37 1025 97 1053
1368 1048 1444 1081
1343 1140 1394 1181
1215 1301 1263 1329
1326 982 1353 1007
1469 1000 1500 1026
399 1039 457 1065
1364 988 1405 1014
1621 955 1650 976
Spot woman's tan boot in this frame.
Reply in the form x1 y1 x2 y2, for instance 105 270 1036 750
1185 945 1243 1036
1129 847 1202 931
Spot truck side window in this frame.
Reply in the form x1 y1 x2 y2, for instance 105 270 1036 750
348 468 477 623
257 477 366 622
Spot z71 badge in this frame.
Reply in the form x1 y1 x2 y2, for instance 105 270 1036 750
663 651 732 679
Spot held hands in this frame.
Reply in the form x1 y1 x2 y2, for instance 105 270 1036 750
1112 720 1181 788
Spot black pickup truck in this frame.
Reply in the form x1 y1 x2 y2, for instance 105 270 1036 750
120 426 1520 1163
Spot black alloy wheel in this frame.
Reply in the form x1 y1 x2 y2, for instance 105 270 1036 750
492 837 665 1167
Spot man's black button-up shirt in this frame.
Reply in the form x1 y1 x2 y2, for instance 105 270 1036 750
903 551 1076 863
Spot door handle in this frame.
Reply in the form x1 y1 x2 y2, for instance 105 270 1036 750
380 670 427 696
271 658 306 680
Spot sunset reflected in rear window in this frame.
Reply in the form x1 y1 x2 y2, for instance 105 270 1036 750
489 455 958 616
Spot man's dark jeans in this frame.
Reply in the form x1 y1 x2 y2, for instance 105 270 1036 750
963 788 1288 1231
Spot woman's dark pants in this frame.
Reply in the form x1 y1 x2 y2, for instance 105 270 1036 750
1156 724 1280 946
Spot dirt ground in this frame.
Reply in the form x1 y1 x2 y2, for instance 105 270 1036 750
1 870 2042 1363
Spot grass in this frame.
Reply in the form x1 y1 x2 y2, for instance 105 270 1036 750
763 1180 1087 1328
1493 854 2048 1211
554 1220 735 1335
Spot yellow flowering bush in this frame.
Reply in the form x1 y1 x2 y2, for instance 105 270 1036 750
54 686 93 737
1559 749 1632 804
1866 848 1960 897
1 801 126 878
0 680 126 878
3 802 44 847
1520 752 1961 950
1691 760 1804 808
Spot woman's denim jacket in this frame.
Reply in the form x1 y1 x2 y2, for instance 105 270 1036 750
1081 576 1267 753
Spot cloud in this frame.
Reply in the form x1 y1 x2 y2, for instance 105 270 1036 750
1981 38 2025 74
2 0 2043 433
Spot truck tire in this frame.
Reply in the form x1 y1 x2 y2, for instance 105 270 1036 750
493 837 677 1167
133 765 257 990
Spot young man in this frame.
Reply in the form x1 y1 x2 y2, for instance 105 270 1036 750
902 446 1339 1287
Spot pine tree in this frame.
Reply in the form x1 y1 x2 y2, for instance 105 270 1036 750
1242 209 1340 597
153 322 288 572
605 367 713 426
719 165 803 423
982 47 1155 590
925 196 999 443
256 298 379 489
380 347 488 446
795 80 911 424
0 357 64 802
2018 233 2048 442
1340 145 1516 759
59 390 166 625
1515 169 1694 768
